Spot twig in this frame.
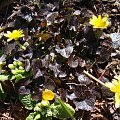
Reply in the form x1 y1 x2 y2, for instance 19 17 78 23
83 70 107 87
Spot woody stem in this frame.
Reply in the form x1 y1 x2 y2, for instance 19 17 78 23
83 70 107 87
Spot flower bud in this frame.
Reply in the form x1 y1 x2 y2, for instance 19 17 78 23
37 102 42 108
13 61 18 66
17 61 23 66
41 100 50 107
11 70 17 74
8 64 14 69
46 110 52 117
19 66 24 70
34 106 41 111
15 74 23 80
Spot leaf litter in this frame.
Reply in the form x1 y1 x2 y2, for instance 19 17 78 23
0 0 120 119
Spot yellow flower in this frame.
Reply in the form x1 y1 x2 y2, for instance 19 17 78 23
89 15 109 29
105 75 120 108
4 30 24 42
42 89 54 101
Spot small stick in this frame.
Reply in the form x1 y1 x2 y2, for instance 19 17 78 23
83 70 107 87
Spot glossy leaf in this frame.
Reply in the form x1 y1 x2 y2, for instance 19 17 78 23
26 113 35 120
0 75 9 81
19 94 36 110
73 98 95 111
57 98 75 120
55 45 73 58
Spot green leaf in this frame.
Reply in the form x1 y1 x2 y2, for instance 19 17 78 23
57 98 75 120
51 98 75 120
0 83 6 100
34 114 41 120
51 103 70 119
94 29 103 38
15 74 23 83
26 113 35 120
45 116 52 120
19 94 36 110
0 75 9 82
0 83 4 93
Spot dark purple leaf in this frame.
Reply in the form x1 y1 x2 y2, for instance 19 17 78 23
58 88 67 101
67 93 77 100
15 77 32 87
22 52 33 59
69 16 78 31
73 98 95 111
68 55 79 68
19 86 30 95
74 85 90 98
96 47 111 64
0 55 6 63
59 71 67 78
31 59 43 79
35 70 43 79
76 73 91 85
4 43 16 55
1 80 15 96
55 45 73 58
46 12 59 25
24 59 31 72
110 33 120 48
49 63 61 77
32 88 42 101
73 10 81 15
44 77 56 91
41 55 50 68
67 84 94 99
84 26 98 54
78 58 86 67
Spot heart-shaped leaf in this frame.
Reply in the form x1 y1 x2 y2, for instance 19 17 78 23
55 45 73 58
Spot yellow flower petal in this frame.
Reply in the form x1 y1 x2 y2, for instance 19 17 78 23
4 29 24 42
105 75 120 108
105 82 116 92
89 15 109 29
110 86 116 92
89 19 95 25
42 89 54 101
117 75 120 81
115 93 120 108
92 15 97 20
4 31 11 37
112 79 119 85
105 82 115 88
7 38 13 42
102 17 108 21
105 21 109 27
98 15 102 19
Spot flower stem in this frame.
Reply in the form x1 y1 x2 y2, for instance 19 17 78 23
16 41 26 50
83 70 107 87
